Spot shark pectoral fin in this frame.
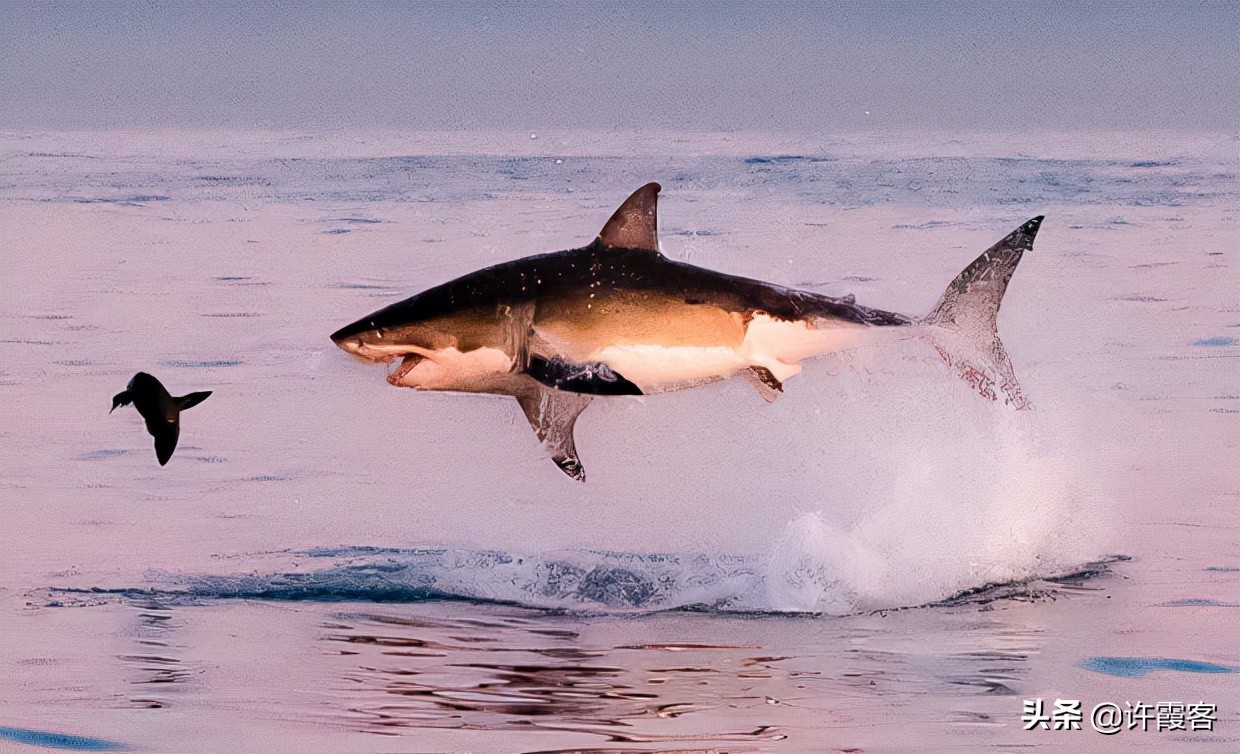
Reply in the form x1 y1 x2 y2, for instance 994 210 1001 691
744 366 784 403
597 183 661 252
175 391 212 411
515 386 593 482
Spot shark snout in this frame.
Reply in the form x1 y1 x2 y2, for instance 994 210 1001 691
337 338 397 364
331 325 393 363
335 335 370 360
330 320 367 346
331 321 437 366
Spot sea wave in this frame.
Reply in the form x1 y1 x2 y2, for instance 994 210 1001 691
3 149 1233 210
44 546 1125 616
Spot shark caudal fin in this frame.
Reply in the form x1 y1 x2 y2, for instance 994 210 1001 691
921 216 1042 409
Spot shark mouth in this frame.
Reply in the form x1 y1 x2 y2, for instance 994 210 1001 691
386 353 424 385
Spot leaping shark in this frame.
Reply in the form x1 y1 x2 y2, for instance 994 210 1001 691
331 183 1039 480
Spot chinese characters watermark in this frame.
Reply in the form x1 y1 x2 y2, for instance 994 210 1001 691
1022 699 1217 734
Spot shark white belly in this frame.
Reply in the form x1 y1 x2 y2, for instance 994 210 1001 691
593 344 746 393
592 314 871 392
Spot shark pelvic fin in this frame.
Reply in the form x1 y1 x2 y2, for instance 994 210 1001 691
515 385 593 481
744 366 783 403
598 183 661 252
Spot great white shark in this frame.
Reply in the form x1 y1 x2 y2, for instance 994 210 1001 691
332 183 1039 480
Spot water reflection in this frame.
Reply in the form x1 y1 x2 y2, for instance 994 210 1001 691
53 559 1117 749
22 560 1128 751
119 603 196 709
323 610 787 746
311 599 1055 749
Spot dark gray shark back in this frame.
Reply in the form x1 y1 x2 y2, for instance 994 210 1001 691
332 241 911 343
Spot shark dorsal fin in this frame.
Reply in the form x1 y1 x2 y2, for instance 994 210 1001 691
598 183 661 252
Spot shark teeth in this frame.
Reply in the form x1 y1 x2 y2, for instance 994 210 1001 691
386 354 423 386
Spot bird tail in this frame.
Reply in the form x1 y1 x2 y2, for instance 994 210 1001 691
176 391 212 410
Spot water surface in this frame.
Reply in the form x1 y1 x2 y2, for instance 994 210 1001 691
1 130 1236 751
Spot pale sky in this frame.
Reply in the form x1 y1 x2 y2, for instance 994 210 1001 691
1 1 1236 132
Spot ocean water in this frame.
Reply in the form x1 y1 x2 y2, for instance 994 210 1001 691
1 130 1236 752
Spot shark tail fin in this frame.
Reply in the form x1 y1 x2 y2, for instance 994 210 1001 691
921 216 1042 410
175 391 212 411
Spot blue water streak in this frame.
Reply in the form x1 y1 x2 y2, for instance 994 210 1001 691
1192 336 1237 347
158 359 243 368
1160 598 1239 607
0 726 127 751
1080 657 1238 678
